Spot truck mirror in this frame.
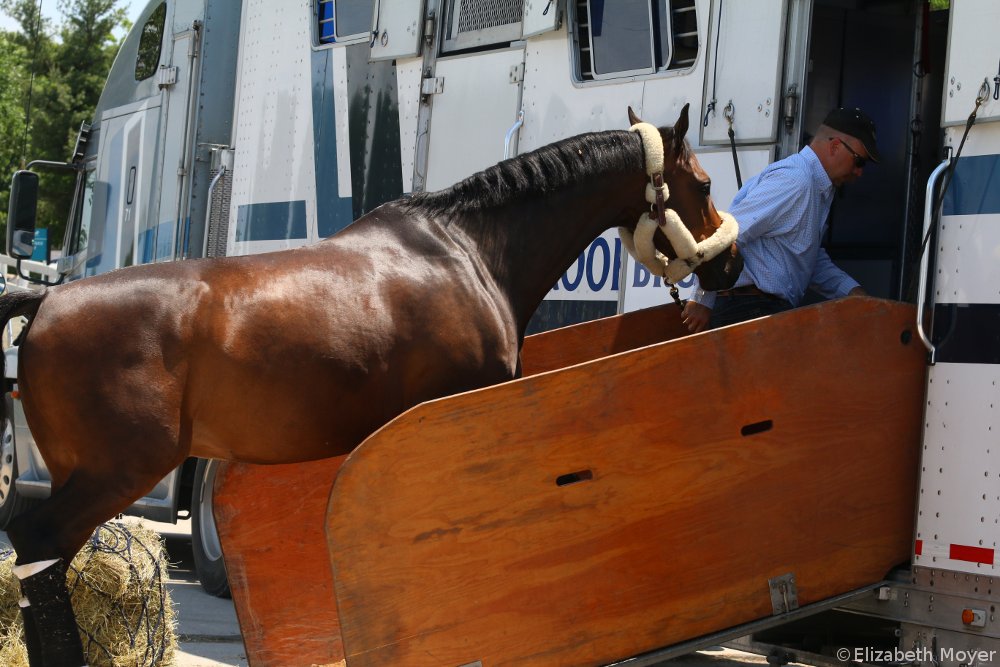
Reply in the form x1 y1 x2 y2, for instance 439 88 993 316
7 170 39 260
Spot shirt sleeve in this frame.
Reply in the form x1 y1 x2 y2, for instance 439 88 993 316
688 275 717 309
809 248 860 299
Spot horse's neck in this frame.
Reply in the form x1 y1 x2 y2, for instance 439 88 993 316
456 169 645 336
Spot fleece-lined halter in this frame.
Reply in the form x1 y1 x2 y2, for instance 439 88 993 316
619 122 739 286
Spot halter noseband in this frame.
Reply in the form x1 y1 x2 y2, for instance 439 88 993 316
619 122 739 292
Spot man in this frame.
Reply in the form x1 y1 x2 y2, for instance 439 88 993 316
681 107 879 333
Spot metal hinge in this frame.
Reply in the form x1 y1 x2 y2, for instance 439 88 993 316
509 63 524 83
768 573 799 615
421 76 445 96
157 66 178 89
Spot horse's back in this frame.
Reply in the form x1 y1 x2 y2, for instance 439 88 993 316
18 220 520 468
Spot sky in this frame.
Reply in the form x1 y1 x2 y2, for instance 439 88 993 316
0 0 146 37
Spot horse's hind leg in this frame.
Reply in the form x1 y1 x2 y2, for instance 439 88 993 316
11 558 82 667
7 469 146 667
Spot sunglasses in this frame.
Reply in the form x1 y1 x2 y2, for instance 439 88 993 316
832 138 867 168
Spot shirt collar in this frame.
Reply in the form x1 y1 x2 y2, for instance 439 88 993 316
802 145 834 195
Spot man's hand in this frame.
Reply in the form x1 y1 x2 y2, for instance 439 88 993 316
681 301 711 333
848 287 867 297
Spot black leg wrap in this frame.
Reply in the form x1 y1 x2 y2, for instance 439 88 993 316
17 561 86 667
19 602 46 667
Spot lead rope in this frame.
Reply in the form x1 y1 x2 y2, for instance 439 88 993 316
618 122 740 307
909 78 990 302
725 101 743 189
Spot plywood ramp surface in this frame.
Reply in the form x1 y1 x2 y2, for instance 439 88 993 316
215 457 347 667
328 298 926 667
520 302 689 376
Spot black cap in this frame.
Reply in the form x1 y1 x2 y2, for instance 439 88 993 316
822 107 881 163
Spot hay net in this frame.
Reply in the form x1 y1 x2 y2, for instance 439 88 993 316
1 519 177 667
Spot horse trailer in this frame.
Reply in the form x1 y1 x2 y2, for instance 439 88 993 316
3 0 999 662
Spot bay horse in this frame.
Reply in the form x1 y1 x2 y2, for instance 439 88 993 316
0 104 740 667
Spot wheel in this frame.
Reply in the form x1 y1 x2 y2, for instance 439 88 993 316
0 395 39 530
191 458 231 598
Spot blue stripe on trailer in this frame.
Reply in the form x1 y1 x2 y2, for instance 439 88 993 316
932 303 1000 364
942 154 1000 216
235 201 308 241
311 48 354 238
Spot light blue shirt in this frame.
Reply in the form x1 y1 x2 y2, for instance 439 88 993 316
693 146 859 308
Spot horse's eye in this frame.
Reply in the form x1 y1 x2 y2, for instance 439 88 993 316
700 181 712 195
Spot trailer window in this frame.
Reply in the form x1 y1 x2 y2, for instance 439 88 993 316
441 0 525 53
135 3 167 81
573 0 698 81
317 0 373 44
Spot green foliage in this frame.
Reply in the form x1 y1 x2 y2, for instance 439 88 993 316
929 0 949 10
0 0 127 250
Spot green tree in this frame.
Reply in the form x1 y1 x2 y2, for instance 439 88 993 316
0 0 51 246
1 32 30 217
1 0 126 251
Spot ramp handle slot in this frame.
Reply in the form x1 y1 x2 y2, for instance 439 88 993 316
741 420 773 437
556 469 593 486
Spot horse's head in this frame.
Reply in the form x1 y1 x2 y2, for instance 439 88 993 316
624 104 743 291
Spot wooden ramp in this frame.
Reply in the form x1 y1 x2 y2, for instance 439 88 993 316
214 457 347 666
326 298 926 666
213 303 690 666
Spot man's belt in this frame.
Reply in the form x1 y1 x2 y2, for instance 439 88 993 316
716 285 780 299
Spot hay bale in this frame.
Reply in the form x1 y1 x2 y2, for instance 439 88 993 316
0 519 177 666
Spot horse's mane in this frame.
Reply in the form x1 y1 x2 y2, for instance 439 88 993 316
403 128 686 217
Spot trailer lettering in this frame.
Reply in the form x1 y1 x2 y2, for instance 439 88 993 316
631 262 695 289
585 237 611 291
553 236 622 294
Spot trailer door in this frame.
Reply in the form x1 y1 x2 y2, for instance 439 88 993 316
84 98 161 277
423 46 525 191
699 0 789 146
913 0 1000 578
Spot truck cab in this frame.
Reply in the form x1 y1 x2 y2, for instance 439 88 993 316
2 0 242 597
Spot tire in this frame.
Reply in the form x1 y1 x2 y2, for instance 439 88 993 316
0 395 39 530
191 458 231 598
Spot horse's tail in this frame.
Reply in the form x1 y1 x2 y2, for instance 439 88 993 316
0 289 46 423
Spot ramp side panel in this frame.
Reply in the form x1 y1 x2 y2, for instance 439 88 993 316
215 457 347 667
521 302 689 376
328 298 926 667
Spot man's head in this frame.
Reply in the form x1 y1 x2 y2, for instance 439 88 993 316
811 108 880 186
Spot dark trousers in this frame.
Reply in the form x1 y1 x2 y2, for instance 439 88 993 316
709 294 793 329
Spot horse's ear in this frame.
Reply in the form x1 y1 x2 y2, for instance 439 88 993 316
672 103 691 145
628 106 643 127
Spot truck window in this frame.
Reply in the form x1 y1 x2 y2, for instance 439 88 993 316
573 0 698 81
135 3 167 81
65 168 96 280
316 0 374 45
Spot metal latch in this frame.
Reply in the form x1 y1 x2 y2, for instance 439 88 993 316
768 573 799 615
157 66 178 89
876 585 896 601
509 63 524 84
421 77 445 96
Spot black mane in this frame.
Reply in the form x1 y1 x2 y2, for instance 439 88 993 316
404 129 677 217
